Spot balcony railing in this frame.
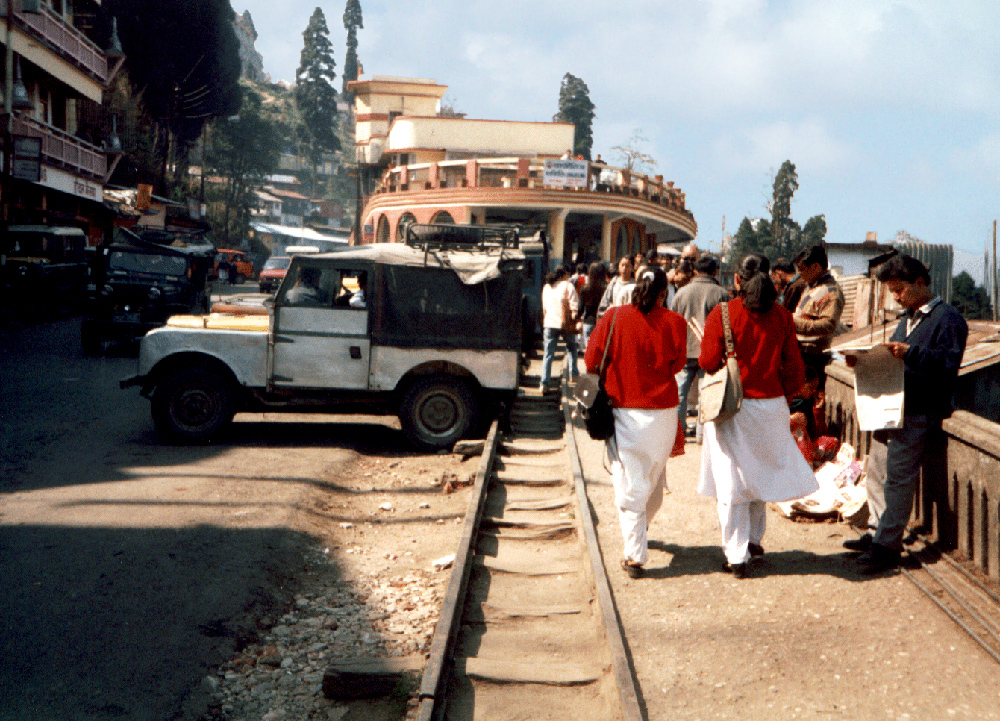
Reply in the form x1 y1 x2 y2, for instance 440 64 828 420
2 1 108 84
13 114 107 180
375 157 692 218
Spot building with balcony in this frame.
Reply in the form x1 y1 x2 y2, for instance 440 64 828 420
1 0 122 245
347 75 697 266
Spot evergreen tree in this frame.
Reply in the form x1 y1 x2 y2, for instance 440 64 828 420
801 214 828 247
342 0 363 103
951 271 993 319
296 7 341 196
770 160 800 259
553 73 596 159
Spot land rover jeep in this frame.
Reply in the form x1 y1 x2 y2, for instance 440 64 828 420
121 226 525 450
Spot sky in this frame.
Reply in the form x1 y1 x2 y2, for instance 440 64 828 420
239 0 999 282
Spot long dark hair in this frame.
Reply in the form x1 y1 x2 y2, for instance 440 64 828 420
545 263 570 287
632 266 668 314
736 254 777 313
583 261 605 292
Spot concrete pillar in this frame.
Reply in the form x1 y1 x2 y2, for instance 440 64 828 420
601 216 613 262
548 209 569 268
465 160 478 188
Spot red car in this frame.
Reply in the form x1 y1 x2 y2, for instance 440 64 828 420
258 256 290 293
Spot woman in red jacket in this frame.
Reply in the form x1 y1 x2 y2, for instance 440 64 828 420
697 254 818 578
585 266 687 578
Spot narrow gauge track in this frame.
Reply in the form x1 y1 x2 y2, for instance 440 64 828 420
900 538 1000 665
416 380 641 721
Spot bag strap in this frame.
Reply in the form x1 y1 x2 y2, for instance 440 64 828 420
598 307 618 379
720 302 737 358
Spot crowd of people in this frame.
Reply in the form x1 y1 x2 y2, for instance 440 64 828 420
540 243 966 580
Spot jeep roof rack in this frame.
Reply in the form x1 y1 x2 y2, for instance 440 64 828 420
403 223 521 252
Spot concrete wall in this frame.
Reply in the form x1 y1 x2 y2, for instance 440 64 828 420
388 117 574 159
824 362 1000 580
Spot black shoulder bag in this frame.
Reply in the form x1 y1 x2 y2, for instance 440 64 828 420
573 308 618 440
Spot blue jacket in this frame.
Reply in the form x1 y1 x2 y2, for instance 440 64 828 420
891 299 968 419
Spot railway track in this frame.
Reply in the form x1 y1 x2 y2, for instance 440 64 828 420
415 379 641 721
901 537 1000 665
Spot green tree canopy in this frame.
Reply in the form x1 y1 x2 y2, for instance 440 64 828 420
296 7 341 195
553 73 596 160
951 271 993 320
342 0 363 103
208 86 282 247
729 161 827 265
106 0 241 140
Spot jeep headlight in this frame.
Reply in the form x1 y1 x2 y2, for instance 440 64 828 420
101 283 114 297
147 286 163 302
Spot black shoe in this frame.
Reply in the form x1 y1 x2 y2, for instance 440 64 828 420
621 559 644 579
855 544 901 574
748 543 765 558
722 561 749 579
843 533 874 553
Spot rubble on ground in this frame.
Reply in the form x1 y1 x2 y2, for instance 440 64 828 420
776 443 868 524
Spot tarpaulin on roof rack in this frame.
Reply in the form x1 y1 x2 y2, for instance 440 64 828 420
371 263 523 350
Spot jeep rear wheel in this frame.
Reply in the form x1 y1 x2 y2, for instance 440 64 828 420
152 364 235 442
400 377 476 451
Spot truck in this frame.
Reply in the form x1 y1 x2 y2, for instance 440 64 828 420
121 224 526 450
81 228 215 354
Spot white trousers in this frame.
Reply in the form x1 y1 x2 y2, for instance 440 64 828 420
610 407 678 565
717 500 766 565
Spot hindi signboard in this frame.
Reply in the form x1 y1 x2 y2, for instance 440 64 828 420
543 159 588 188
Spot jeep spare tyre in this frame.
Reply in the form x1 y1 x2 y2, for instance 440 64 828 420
152 364 236 442
400 377 476 451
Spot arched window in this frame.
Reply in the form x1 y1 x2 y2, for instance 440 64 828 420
431 211 455 225
376 215 390 243
396 213 417 242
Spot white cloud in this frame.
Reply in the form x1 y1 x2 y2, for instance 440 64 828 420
710 119 858 176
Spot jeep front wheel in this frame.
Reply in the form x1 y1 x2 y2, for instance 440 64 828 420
399 377 476 451
152 364 235 442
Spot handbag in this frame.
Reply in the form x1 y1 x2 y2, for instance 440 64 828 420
561 293 582 333
698 302 743 424
574 308 618 441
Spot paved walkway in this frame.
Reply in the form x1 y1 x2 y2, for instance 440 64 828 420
570 401 1000 720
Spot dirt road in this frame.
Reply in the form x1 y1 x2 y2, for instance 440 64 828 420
0 315 474 721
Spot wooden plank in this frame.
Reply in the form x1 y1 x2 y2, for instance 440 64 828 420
456 657 603 686
464 602 587 622
475 554 579 576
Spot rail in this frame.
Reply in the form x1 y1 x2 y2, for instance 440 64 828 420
416 376 641 720
1 1 108 84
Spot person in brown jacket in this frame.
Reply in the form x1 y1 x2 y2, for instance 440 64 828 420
791 244 845 388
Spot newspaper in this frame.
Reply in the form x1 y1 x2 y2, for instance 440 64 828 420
849 344 905 431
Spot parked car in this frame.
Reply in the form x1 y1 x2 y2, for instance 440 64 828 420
258 256 290 294
212 248 254 284
121 224 526 450
0 225 88 315
81 229 215 354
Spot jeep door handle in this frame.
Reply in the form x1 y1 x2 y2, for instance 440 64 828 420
349 346 362 359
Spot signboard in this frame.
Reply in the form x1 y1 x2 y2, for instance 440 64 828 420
11 135 41 182
543 158 588 188
363 224 374 241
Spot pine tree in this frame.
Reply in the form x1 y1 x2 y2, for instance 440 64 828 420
553 73 596 160
296 7 341 196
770 160 800 258
342 0 363 103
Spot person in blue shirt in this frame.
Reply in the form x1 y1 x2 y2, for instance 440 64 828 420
843 254 968 573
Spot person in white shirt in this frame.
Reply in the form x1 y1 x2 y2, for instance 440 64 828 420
540 264 580 391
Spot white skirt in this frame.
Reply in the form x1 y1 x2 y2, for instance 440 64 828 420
698 397 818 504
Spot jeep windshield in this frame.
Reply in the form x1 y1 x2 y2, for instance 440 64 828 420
263 257 291 271
108 250 187 277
